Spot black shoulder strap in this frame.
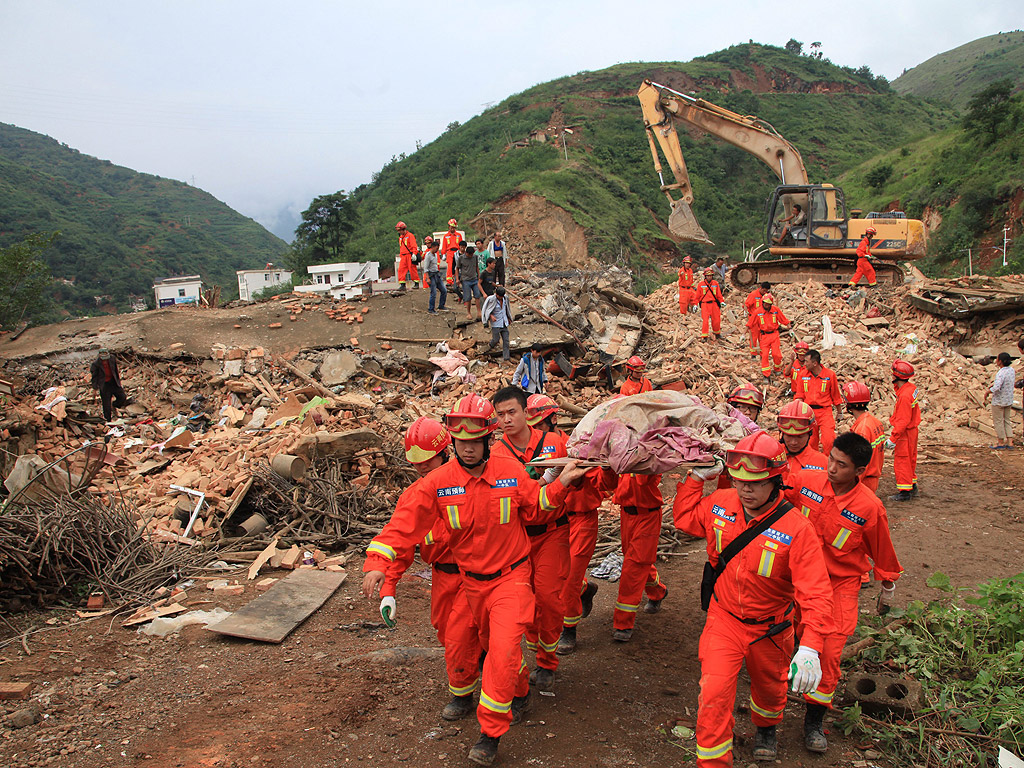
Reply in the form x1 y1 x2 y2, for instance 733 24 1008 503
500 432 548 465
714 500 794 577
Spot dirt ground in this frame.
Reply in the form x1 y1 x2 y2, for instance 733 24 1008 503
2 446 1021 768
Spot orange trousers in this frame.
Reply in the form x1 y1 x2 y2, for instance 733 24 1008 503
804 577 858 709
695 605 794 767
397 255 419 285
861 475 880 493
614 508 668 631
758 330 782 376
850 258 877 287
701 303 722 338
680 288 696 314
524 523 570 672
461 565 534 738
894 426 919 491
748 322 760 356
431 568 483 697
560 510 600 628
809 407 836 457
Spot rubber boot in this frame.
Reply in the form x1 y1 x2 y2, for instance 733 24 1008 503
804 703 828 753
556 626 577 655
752 725 777 761
467 734 500 766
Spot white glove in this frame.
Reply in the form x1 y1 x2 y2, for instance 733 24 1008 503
877 582 896 615
884 439 896 451
691 456 725 481
379 596 397 628
789 646 822 693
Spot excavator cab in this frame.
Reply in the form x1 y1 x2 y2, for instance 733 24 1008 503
766 184 848 253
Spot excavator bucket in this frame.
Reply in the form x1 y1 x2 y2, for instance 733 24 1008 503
668 200 714 245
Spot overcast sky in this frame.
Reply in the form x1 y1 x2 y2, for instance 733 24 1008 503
1 1 1020 241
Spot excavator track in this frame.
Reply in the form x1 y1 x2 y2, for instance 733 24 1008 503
729 258 904 289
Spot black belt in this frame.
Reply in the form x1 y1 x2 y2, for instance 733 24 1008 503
433 562 459 574
810 404 829 409
723 600 795 626
761 329 779 335
464 555 529 582
622 506 659 516
525 515 569 536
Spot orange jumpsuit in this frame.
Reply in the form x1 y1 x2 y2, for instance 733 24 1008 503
783 444 828 483
375 520 481 698
744 288 765 355
784 358 805 394
673 476 835 768
696 279 724 338
620 376 653 396
678 266 696 313
786 470 901 708
612 473 668 631
890 380 921 492
850 235 878 287
492 428 570 673
560 468 617 629
397 230 420 286
749 307 789 377
440 230 464 284
362 455 570 738
795 367 842 456
850 411 886 492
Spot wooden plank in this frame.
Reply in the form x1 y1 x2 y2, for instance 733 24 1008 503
206 569 346 643
528 457 714 470
0 682 33 700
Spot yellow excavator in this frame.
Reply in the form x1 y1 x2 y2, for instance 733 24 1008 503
637 79 927 287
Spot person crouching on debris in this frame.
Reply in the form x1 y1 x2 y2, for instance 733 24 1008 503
362 418 481 722
90 348 129 422
672 433 835 766
784 432 901 755
619 356 652 396
514 342 547 394
362 395 587 766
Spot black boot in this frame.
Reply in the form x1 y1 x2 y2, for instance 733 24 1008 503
888 490 913 502
510 692 531 725
440 693 474 721
911 482 919 498
467 734 500 766
530 666 554 693
644 585 668 614
804 703 828 753
580 581 599 618
556 625 577 655
752 725 777 761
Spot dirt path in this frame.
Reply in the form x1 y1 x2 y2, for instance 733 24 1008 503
2 447 1022 768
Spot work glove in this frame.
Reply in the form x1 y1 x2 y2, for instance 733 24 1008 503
691 456 725 482
379 596 397 628
789 646 822 694
884 439 896 451
877 581 896 615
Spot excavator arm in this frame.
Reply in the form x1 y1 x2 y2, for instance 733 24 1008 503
638 79 809 243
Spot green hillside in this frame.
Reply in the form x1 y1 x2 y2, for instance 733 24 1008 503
0 123 287 314
893 31 1024 109
347 43 951 280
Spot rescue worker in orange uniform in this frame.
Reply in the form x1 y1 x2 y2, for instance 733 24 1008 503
888 359 921 502
777 400 828 480
620 356 653 396
849 226 878 287
842 381 886 493
715 383 766 492
673 433 835 766
696 266 725 341
678 255 697 314
361 394 587 766
784 341 810 395
440 218 464 285
395 221 420 289
794 349 843 456
744 282 771 357
749 293 790 380
785 432 901 754
490 387 570 694
611 471 669 641
362 418 481 721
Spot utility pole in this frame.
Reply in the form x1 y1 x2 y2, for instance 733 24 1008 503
561 128 573 161
1003 225 1010 267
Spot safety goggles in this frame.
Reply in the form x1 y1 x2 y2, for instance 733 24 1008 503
725 451 776 474
444 415 494 439
776 415 812 435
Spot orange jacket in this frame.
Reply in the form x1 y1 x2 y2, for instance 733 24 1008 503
672 476 836 649
492 427 568 482
785 360 805 390
748 307 789 333
851 411 886 482
440 230 464 257
379 522 453 598
696 279 724 305
795 367 842 409
614 473 662 510
889 381 921 442
784 444 828 482
856 235 873 260
677 266 695 289
785 469 902 582
563 467 617 514
364 455 570 576
744 288 764 316
620 376 653 397
398 231 418 258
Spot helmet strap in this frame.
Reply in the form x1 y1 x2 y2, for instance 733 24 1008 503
455 440 490 471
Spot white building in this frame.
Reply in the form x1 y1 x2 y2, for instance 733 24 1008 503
237 267 293 301
294 262 380 299
153 275 203 308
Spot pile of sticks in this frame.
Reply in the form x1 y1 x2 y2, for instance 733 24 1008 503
591 510 695 565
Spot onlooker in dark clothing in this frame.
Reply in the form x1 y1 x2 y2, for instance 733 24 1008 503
90 349 129 421
480 257 498 297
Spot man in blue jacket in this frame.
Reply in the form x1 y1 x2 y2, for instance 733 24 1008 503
514 343 547 394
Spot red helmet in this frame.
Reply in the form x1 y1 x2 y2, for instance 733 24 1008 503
404 417 451 464
444 394 497 440
682 255 692 264
727 383 765 409
842 380 871 405
395 221 406 230
761 293 774 306
703 266 714 276
423 235 434 244
794 341 810 352
865 226 877 236
725 432 788 482
777 400 815 435
526 394 559 427
625 355 646 371
448 218 458 227
891 359 915 380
